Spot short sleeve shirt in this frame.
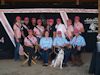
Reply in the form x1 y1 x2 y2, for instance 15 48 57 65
66 25 74 38
74 22 84 32
13 23 22 39
24 35 37 46
33 25 44 38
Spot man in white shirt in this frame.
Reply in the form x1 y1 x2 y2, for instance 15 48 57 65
55 18 66 38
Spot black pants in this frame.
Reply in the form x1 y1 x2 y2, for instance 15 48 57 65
95 52 100 75
71 46 83 65
24 46 35 66
71 48 82 57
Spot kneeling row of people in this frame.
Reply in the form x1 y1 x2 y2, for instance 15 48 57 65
24 29 86 66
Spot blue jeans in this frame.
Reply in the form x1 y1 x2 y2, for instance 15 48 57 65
42 49 51 64
63 48 71 64
14 41 20 61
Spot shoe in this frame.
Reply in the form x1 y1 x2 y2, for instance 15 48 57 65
71 64 77 67
43 63 48 66
28 63 31 66
62 64 68 67
76 63 84 67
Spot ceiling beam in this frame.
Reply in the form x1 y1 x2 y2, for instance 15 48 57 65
4 0 97 3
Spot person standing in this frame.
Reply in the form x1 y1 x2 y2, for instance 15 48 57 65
46 18 56 38
74 16 85 34
46 19 50 31
30 17 36 30
33 19 45 43
13 16 22 61
22 17 31 38
55 18 66 38
40 31 52 66
65 19 74 41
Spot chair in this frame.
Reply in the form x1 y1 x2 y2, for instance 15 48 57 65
22 52 36 65
22 45 38 65
34 44 40 53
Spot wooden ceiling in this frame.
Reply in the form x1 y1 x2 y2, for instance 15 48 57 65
4 0 98 3
0 0 97 9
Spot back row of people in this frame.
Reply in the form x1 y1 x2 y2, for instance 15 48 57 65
14 16 84 40
13 16 86 66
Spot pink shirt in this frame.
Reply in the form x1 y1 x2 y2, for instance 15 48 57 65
13 23 22 39
33 25 44 38
74 22 84 33
66 25 74 38
24 35 37 46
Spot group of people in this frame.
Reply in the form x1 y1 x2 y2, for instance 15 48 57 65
13 15 86 67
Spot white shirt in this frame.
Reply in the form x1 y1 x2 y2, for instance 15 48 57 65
55 23 66 38
13 23 22 39
33 25 44 38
